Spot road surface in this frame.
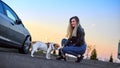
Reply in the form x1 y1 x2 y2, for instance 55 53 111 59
0 47 120 68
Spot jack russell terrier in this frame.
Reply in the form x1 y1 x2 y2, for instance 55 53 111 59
31 41 60 59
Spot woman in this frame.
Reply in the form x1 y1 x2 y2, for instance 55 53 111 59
56 16 86 63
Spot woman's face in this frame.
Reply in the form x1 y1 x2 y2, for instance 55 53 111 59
70 18 77 28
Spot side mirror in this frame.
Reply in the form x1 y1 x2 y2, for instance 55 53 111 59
16 20 22 24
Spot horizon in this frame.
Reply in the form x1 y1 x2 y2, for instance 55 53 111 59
2 0 120 62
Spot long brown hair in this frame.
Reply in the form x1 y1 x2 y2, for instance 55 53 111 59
66 16 81 38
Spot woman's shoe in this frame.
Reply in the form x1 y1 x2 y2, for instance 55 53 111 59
75 55 84 63
58 49 62 56
56 56 66 61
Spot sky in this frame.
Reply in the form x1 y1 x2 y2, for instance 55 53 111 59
2 0 120 62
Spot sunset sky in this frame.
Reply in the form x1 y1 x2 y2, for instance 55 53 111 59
3 0 120 62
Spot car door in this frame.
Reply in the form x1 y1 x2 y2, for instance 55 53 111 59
1 2 26 47
0 1 11 45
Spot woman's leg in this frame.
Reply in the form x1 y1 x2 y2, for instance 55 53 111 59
61 38 68 47
56 38 68 61
62 44 86 62
59 38 67 56
62 44 86 56
57 38 67 57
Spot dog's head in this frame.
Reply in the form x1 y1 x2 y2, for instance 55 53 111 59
53 43 60 50
46 42 60 50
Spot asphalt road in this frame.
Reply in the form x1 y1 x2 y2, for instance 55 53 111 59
0 47 120 68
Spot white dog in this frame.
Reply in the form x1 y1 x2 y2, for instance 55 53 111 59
31 41 59 59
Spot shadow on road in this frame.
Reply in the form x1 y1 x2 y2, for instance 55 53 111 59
0 47 19 53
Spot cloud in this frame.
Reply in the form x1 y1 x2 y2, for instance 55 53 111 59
91 24 96 27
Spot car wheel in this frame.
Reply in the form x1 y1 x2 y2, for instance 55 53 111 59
19 36 31 54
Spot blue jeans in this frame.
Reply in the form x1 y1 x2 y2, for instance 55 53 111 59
61 38 86 56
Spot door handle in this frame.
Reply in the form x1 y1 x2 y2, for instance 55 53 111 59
10 22 14 26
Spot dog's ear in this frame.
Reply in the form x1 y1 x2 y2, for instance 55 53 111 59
53 44 56 47
46 42 50 46
54 43 59 47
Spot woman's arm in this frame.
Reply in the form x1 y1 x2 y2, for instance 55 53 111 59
64 38 73 46
75 27 85 46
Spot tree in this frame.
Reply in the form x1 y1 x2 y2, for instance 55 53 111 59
90 48 98 60
109 54 113 62
86 45 92 59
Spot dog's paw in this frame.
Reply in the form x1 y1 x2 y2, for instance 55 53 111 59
46 58 51 60
31 55 34 57
46 57 51 60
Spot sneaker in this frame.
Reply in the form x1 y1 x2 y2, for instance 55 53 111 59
56 56 66 61
75 55 84 63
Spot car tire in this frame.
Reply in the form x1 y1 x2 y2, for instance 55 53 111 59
19 36 31 54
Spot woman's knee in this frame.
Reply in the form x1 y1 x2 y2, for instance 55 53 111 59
79 45 87 55
62 47 68 53
61 38 68 46
62 46 78 56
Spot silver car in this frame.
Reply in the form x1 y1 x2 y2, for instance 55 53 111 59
0 0 32 54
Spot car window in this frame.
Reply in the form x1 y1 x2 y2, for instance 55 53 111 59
0 2 4 13
3 3 18 22
6 10 16 21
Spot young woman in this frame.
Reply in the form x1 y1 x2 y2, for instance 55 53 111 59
56 16 86 63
